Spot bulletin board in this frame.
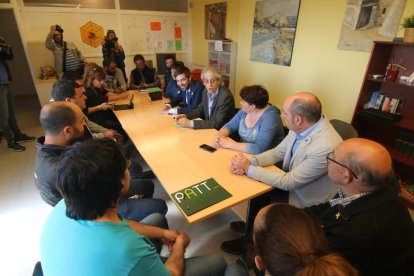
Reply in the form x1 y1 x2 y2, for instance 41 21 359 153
121 15 190 54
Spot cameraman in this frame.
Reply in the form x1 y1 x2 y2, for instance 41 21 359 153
102 30 126 82
0 37 35 151
45 25 86 75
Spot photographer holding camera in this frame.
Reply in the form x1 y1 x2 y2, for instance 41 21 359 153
45 25 86 75
0 37 35 151
102 30 126 82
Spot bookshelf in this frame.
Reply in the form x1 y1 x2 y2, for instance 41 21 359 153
208 41 237 96
351 41 414 209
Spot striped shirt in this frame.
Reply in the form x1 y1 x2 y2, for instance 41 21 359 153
65 49 81 71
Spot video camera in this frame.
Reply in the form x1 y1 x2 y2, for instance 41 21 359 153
103 36 118 51
0 40 13 60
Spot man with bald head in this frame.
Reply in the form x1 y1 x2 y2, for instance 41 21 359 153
305 138 414 275
35 101 85 205
223 92 342 254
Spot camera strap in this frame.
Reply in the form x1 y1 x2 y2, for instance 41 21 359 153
62 41 67 73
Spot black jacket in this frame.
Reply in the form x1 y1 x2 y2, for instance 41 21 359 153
305 187 414 276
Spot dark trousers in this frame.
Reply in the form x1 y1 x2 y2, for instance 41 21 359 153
0 84 21 143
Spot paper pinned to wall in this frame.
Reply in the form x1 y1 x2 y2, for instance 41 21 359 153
150 22 162 31
174 26 182 39
175 40 182 51
167 40 174 51
214 40 223 52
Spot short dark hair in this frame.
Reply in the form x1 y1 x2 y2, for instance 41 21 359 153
56 139 127 220
171 61 184 70
290 96 322 123
133 54 145 62
51 79 80 100
175 66 191 78
40 102 78 135
239 85 269 109
164 54 176 62
102 58 115 68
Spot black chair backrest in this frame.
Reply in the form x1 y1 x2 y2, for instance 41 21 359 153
330 119 358 140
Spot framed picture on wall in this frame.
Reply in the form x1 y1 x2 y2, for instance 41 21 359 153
205 2 227 40
250 0 301 66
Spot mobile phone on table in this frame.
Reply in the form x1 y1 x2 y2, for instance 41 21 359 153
199 144 217 153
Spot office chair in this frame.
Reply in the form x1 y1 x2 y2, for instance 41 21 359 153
330 119 358 140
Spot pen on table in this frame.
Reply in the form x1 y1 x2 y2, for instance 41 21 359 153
184 195 190 210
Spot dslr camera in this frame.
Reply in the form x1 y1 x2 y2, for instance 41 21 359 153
0 41 13 60
103 35 118 52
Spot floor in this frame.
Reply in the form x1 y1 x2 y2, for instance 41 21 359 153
0 94 240 276
1 95 414 276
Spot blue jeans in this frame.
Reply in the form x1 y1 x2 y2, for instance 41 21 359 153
161 254 227 276
124 179 154 198
0 84 21 143
118 196 167 222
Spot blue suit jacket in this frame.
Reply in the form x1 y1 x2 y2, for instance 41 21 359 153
169 80 204 114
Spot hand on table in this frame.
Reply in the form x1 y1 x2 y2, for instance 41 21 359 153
214 135 232 149
231 153 250 175
99 102 112 111
104 129 123 142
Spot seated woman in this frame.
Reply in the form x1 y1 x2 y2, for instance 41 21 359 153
214 85 284 154
41 139 227 276
227 204 358 275
83 62 128 131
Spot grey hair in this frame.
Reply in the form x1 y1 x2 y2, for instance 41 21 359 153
201 66 222 81
290 97 322 123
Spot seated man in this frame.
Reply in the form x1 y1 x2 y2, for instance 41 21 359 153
163 54 175 94
35 101 167 223
164 66 204 115
164 61 184 102
305 138 414 275
175 66 235 130
103 58 127 93
129 54 160 89
40 138 228 276
225 92 342 255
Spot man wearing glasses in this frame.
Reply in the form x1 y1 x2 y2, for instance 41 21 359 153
306 138 414 275
175 66 235 130
224 92 342 255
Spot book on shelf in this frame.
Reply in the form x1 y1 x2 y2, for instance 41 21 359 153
393 131 414 157
367 92 406 115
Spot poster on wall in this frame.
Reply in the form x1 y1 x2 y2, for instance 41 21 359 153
337 0 406 52
250 0 301 66
205 2 227 40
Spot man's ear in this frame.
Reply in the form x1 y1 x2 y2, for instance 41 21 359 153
64 98 73 103
255 255 265 271
62 125 73 139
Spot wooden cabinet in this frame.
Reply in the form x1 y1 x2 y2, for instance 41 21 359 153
351 41 414 209
208 41 237 96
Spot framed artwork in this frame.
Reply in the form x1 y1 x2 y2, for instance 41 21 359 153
250 0 301 66
338 0 406 52
205 2 227 40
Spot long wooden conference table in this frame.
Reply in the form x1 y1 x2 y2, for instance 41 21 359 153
114 91 282 224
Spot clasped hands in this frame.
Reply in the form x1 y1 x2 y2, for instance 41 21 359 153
160 229 190 252
231 152 250 175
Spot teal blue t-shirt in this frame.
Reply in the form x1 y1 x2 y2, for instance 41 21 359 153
41 200 170 276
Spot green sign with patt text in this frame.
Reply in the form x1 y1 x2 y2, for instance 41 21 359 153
171 178 232 216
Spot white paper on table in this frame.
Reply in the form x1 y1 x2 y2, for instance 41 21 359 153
214 40 223 52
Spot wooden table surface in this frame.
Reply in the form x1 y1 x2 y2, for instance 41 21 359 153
114 91 280 224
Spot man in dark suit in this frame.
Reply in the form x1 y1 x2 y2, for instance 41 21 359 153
305 138 414 275
175 67 235 130
164 66 204 115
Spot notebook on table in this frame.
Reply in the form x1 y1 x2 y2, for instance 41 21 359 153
147 87 163 101
114 92 134 110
